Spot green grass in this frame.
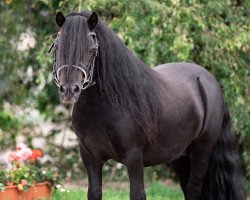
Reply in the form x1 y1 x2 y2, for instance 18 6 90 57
52 183 184 200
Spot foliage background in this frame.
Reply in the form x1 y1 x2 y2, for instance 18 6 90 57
0 0 249 187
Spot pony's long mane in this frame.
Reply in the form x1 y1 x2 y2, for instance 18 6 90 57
65 11 164 145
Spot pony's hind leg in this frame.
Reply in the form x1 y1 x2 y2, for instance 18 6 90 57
186 135 217 200
171 155 190 199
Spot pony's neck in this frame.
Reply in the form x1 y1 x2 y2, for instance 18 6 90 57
95 25 154 92
76 11 163 146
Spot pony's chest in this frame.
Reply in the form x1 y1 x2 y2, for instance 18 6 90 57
81 130 125 162
72 115 125 161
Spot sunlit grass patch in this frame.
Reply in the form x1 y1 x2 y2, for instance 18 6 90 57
52 182 183 200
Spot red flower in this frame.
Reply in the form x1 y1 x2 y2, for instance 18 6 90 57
29 149 43 161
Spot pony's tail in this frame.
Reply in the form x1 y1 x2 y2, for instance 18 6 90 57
201 105 245 200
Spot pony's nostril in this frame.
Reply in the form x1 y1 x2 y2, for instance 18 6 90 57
72 85 80 94
59 85 66 94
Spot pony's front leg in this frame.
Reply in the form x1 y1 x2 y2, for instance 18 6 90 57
124 149 146 200
80 146 104 200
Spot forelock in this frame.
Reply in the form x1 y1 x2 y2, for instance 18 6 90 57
57 14 90 66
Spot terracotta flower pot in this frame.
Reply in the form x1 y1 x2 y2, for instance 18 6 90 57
0 182 52 200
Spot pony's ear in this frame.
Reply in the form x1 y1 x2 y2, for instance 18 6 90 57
87 12 98 30
55 12 66 27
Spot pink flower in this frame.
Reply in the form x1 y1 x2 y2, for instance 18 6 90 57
21 179 27 186
7 182 14 186
8 143 33 163
8 152 17 162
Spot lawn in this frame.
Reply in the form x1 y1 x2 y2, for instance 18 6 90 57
52 182 184 200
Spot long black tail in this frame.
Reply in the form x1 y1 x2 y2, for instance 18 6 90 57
201 105 245 200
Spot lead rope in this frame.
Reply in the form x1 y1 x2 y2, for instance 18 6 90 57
51 32 61 86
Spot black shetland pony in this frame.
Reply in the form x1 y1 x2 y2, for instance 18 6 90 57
51 11 245 200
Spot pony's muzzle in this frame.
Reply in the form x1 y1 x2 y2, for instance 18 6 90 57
58 84 81 104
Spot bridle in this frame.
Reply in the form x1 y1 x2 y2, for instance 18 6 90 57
49 31 99 90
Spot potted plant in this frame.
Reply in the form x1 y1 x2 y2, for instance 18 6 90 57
0 143 63 200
